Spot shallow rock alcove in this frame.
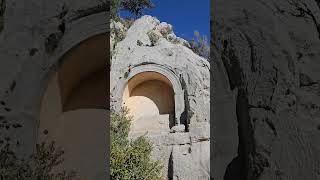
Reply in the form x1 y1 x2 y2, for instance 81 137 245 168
39 34 108 180
122 71 175 134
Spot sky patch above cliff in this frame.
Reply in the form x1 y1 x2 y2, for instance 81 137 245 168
120 0 210 41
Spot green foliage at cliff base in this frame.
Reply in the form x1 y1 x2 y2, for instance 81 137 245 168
110 108 163 180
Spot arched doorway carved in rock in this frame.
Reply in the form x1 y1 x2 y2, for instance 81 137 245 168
122 71 175 134
38 33 108 180
118 64 185 135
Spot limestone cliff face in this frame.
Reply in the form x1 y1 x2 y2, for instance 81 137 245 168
110 16 210 179
111 16 210 124
0 1 108 179
212 0 320 179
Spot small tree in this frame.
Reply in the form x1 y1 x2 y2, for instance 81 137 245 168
189 31 210 59
0 108 76 179
111 0 154 20
110 108 163 180
0 142 76 180
111 0 122 20
120 0 154 17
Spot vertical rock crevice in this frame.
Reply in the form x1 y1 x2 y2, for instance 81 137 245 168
180 75 192 132
220 38 269 180
168 151 174 180
222 89 251 180
0 0 6 33
220 39 247 180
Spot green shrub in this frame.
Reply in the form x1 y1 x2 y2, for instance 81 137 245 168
111 0 154 20
111 0 121 21
111 26 127 45
120 0 154 17
0 142 76 180
110 108 163 180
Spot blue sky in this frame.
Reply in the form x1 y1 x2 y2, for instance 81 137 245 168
120 0 210 41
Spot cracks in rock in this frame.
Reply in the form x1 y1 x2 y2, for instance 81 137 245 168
286 0 320 39
58 20 66 34
53 3 69 20
45 2 107 54
221 39 244 90
9 80 16 92
244 34 258 73
249 104 276 113
265 118 277 136
123 68 130 79
195 137 210 143
0 0 5 32
269 66 279 102
132 61 157 68
168 151 173 180
300 81 318 87
45 4 68 54
180 75 192 132
45 32 63 54
299 73 318 87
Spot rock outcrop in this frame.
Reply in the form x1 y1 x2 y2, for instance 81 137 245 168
212 0 320 179
111 16 210 179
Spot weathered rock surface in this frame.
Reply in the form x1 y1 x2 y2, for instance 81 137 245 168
111 16 210 179
0 1 108 179
111 15 210 123
212 0 320 179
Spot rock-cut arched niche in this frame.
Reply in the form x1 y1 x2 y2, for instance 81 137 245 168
122 71 175 135
38 34 108 180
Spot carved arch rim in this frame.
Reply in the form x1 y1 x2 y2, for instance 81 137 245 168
35 11 109 141
115 63 185 125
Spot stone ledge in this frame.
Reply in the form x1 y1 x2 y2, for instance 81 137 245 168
150 132 190 146
189 122 210 143
129 122 210 146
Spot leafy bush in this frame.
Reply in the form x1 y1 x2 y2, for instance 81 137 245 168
110 108 163 180
120 0 154 17
111 25 127 46
111 0 122 20
0 142 76 180
189 31 210 59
